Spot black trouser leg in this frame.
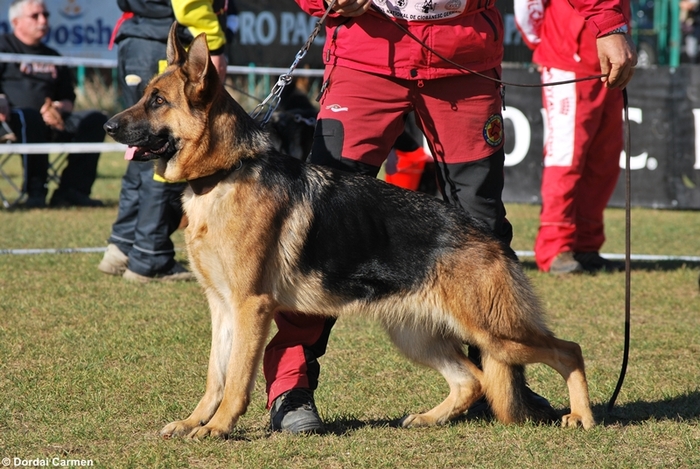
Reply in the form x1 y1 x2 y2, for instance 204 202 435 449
435 149 514 368
10 108 50 198
436 148 513 245
56 110 108 196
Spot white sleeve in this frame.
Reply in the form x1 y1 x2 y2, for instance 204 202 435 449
514 0 548 50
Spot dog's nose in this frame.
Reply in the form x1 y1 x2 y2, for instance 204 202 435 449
103 119 119 136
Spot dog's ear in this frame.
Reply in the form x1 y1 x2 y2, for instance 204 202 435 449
182 32 220 104
184 33 211 83
166 22 187 66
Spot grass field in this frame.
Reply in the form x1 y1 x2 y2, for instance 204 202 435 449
1 152 699 468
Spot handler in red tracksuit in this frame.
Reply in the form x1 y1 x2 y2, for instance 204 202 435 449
265 0 636 433
515 0 631 274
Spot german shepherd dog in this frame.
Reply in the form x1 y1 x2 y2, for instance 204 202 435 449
104 24 595 439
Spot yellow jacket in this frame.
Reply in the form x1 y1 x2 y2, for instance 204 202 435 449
172 0 227 55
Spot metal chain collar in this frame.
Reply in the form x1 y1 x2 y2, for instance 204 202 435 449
250 0 338 126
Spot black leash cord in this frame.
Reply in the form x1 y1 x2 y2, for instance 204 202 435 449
607 88 632 413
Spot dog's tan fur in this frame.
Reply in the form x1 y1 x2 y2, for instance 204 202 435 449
104 24 595 439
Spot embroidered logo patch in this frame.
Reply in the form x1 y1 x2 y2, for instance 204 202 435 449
483 114 503 147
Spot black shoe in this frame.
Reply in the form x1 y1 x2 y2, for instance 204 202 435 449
525 388 553 409
123 261 195 283
466 396 492 419
50 189 104 207
574 251 624 273
24 194 46 208
270 389 324 434
467 388 553 420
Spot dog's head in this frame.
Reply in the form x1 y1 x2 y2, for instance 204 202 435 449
104 22 230 181
267 108 316 161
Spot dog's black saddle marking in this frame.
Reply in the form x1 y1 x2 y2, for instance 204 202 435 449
254 152 495 302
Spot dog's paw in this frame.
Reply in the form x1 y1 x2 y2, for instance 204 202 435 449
561 413 596 430
187 424 230 440
400 413 438 428
160 419 198 439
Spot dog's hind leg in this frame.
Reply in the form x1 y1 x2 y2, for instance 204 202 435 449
535 336 594 429
484 335 595 429
385 324 484 427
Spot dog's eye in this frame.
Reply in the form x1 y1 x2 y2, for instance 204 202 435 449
155 96 166 106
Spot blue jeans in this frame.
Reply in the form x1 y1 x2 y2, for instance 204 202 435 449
108 36 186 275
108 160 186 276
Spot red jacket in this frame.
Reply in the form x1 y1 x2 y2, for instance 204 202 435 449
297 0 629 80
515 0 630 73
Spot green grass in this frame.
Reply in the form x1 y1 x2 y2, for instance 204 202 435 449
0 153 699 468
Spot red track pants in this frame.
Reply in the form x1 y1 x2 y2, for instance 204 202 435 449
535 67 624 271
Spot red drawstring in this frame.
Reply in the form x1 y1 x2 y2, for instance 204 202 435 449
108 12 134 50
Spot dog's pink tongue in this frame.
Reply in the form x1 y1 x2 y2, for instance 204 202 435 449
124 146 136 161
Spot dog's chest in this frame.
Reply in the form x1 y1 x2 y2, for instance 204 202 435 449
183 191 241 267
183 181 274 255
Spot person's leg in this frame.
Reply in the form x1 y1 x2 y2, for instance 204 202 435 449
10 108 50 207
534 68 606 272
572 85 624 272
265 313 336 432
124 167 189 279
410 70 553 414
101 37 190 280
309 67 410 173
117 37 164 108
573 86 623 253
437 151 512 244
264 314 337 406
99 160 144 275
413 72 507 372
51 110 108 206
265 67 410 431
411 70 512 244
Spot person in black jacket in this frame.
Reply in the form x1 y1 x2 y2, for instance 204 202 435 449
0 0 107 208
97 0 228 282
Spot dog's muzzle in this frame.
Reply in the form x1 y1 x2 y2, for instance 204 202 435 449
104 118 176 162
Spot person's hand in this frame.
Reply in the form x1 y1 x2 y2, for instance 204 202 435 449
40 97 65 131
596 33 637 89
210 53 228 83
0 94 9 121
330 0 373 17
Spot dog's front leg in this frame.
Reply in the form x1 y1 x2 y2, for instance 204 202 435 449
160 290 234 438
187 294 275 439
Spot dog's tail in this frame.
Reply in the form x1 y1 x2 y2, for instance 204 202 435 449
480 355 559 424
